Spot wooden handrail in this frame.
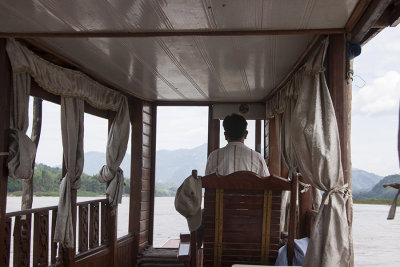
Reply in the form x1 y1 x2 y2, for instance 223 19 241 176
5 205 58 217
76 198 107 206
5 198 107 217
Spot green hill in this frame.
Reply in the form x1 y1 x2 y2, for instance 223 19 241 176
7 163 176 197
8 163 116 197
353 174 400 199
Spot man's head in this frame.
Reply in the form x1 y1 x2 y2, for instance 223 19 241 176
223 113 248 142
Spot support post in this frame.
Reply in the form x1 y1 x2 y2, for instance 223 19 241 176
149 103 157 246
107 118 118 267
208 105 220 156
328 34 352 186
255 119 262 153
268 117 281 176
298 176 313 238
0 38 11 266
61 163 76 267
130 98 154 266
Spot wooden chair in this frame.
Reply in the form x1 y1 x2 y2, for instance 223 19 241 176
178 170 298 267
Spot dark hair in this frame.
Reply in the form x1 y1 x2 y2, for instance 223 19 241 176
223 113 248 140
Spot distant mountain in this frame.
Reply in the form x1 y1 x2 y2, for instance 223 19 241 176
156 143 207 185
60 146 391 193
83 151 131 176
82 143 207 185
353 174 400 199
352 168 382 192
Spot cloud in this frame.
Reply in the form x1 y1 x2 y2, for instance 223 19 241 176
386 39 400 52
352 71 400 116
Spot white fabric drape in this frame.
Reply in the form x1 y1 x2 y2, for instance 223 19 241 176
6 39 130 246
54 97 84 248
8 72 36 179
291 39 353 267
6 39 124 112
98 98 130 206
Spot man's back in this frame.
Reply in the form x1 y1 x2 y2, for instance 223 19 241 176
205 142 269 176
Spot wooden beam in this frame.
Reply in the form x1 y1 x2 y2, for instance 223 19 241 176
327 34 351 185
0 38 11 266
208 105 220 156
375 1 400 27
345 0 372 32
350 0 392 43
0 28 345 38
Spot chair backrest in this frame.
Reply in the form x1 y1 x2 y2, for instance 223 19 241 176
200 171 297 267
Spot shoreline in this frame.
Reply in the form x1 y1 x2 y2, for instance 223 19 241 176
6 194 400 206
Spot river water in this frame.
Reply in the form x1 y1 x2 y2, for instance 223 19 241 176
6 196 400 266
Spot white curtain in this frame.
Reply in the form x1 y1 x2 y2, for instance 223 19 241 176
6 39 124 112
8 73 36 179
6 39 130 247
54 97 84 248
291 39 353 267
265 38 353 266
98 98 130 206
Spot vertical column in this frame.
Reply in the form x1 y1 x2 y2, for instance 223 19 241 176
268 117 280 176
0 38 11 266
149 103 157 246
107 118 118 267
255 120 262 153
208 105 220 156
61 153 77 266
130 98 154 266
328 34 352 186
264 120 270 164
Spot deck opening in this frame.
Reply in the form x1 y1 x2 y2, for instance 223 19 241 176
154 106 208 247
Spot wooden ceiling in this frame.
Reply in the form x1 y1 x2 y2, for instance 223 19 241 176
0 0 397 102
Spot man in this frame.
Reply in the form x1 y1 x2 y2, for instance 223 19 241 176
205 113 270 176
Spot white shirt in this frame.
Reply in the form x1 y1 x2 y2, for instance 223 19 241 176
205 142 270 176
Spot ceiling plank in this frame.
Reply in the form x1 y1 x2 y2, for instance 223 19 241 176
0 28 345 38
263 35 322 102
350 0 392 43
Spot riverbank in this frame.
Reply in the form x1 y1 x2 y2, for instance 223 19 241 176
353 198 400 205
7 191 104 197
7 193 400 206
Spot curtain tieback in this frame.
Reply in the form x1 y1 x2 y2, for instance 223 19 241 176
98 165 119 183
289 170 310 194
299 181 311 194
0 152 9 156
323 184 351 205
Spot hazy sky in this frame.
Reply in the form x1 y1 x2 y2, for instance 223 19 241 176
28 26 399 177
351 27 400 176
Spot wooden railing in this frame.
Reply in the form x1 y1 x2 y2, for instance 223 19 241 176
3 198 110 267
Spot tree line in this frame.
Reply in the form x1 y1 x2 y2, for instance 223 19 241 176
7 163 177 197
